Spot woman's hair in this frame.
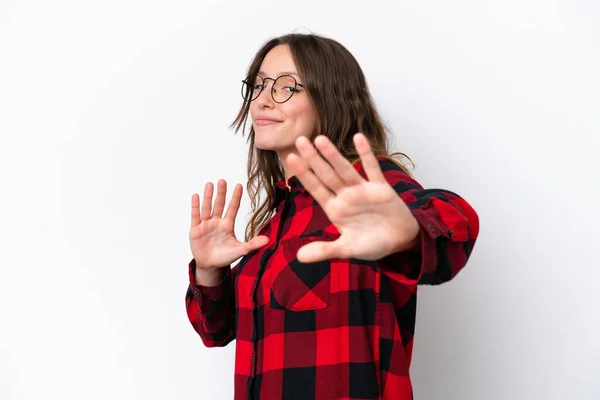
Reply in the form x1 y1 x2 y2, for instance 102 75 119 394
231 33 413 242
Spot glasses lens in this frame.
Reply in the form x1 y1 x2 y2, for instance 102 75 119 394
241 75 263 102
272 75 297 103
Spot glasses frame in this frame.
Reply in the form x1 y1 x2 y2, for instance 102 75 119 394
241 74 305 104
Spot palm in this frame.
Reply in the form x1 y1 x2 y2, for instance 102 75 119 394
190 218 239 267
287 133 420 263
323 182 400 256
189 181 269 270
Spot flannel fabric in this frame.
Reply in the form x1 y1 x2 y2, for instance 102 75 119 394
186 159 479 399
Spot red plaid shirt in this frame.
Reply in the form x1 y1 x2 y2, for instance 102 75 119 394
186 159 479 400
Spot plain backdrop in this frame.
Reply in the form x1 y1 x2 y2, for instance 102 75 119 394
1 0 599 399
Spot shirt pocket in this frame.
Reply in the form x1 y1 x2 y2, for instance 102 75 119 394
269 234 336 312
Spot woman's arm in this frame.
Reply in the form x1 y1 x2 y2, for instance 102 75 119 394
377 160 480 284
185 260 237 347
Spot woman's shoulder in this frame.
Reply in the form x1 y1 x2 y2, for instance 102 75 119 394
352 156 422 190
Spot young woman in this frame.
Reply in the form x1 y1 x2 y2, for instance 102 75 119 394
185 33 479 400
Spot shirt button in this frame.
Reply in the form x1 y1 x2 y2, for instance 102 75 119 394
448 229 454 237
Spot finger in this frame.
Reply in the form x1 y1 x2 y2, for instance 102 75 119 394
295 135 345 193
212 179 227 219
191 193 201 227
223 183 243 224
296 240 346 263
287 152 334 206
246 235 270 252
353 133 386 183
201 182 214 221
313 134 365 186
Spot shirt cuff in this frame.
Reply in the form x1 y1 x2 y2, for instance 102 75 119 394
188 258 231 303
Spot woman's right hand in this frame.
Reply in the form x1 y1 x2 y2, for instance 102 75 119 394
190 179 270 270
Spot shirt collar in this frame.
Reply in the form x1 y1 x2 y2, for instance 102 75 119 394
271 159 380 210
273 175 305 209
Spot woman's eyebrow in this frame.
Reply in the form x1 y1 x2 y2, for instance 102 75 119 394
258 70 300 78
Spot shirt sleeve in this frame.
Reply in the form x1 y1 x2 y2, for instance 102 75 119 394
373 159 480 285
185 259 236 347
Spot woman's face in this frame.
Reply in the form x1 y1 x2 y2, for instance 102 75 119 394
250 45 318 159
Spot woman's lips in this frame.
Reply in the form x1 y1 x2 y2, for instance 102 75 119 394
254 119 282 126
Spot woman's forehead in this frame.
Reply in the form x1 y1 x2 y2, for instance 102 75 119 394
258 45 298 77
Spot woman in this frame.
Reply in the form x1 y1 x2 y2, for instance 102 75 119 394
185 33 479 400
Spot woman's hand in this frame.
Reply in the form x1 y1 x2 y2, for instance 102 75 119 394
190 180 269 270
287 133 420 263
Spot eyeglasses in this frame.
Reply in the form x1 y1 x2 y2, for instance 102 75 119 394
241 74 304 104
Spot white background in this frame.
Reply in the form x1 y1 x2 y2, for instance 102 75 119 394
1 0 599 399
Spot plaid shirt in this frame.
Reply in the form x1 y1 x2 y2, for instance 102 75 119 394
186 159 479 400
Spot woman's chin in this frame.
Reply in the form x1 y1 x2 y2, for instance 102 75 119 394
254 135 284 151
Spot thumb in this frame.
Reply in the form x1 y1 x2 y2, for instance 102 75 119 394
297 240 342 263
246 235 270 251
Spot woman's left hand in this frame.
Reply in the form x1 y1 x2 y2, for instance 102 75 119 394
287 133 421 263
